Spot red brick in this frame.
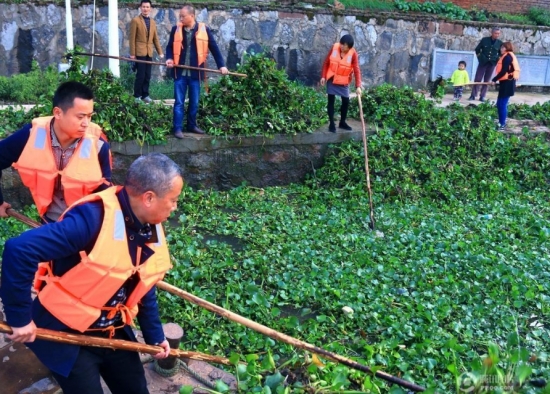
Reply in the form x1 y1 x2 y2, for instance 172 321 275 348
279 12 306 19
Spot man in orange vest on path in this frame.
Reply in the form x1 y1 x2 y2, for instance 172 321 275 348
0 81 112 223
165 4 229 138
1 153 181 394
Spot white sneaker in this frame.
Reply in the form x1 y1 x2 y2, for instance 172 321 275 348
143 96 153 104
134 97 142 103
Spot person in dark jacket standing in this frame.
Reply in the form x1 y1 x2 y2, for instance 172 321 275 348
165 4 229 138
1 153 181 394
129 0 164 103
468 27 502 102
492 42 521 131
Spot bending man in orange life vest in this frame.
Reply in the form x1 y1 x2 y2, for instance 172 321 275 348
1 153 181 394
0 81 112 223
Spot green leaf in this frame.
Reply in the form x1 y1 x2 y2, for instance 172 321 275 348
179 385 193 394
214 379 230 393
264 372 284 390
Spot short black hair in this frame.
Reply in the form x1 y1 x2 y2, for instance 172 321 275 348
340 34 354 49
140 0 152 6
52 81 94 112
459 60 467 67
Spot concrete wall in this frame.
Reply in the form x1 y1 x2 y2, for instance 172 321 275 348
0 129 365 208
1 3 550 89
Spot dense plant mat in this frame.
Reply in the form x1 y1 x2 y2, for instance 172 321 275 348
158 185 549 393
0 51 326 141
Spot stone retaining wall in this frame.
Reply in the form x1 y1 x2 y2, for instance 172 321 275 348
1 3 550 88
1 127 364 209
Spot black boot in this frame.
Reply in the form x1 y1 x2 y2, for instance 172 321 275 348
327 94 336 132
339 97 352 130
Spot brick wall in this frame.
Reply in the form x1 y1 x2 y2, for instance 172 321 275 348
415 0 550 14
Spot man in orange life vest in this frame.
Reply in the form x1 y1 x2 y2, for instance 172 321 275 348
1 153 182 394
165 4 229 138
0 81 112 223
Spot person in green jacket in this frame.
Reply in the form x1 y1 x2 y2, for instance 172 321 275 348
468 27 502 102
450 60 470 101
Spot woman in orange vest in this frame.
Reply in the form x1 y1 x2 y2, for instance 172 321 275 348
320 34 362 133
491 42 521 131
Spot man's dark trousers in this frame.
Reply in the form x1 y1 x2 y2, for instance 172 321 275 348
470 63 496 100
134 55 152 99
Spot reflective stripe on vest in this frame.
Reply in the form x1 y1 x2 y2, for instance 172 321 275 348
173 22 209 70
326 43 357 86
35 186 172 333
495 52 521 81
12 116 106 217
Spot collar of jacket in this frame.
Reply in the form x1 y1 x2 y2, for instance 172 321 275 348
117 187 159 243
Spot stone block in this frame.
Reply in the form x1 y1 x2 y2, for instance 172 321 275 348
439 22 463 35
418 21 436 34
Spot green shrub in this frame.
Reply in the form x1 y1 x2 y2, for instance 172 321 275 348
201 52 326 136
528 7 550 26
0 61 59 103
311 84 550 202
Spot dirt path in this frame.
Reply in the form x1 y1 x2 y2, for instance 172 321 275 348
429 90 550 134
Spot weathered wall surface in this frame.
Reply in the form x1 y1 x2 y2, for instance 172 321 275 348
0 129 365 208
415 0 550 14
1 4 550 88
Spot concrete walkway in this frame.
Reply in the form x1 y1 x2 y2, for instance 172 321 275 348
0 297 235 394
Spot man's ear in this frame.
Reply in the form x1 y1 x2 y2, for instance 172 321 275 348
143 191 155 207
52 106 63 120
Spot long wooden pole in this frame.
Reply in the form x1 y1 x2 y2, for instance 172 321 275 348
6 209 425 391
6 209 40 228
357 94 376 231
0 321 231 365
73 51 248 78
157 281 425 392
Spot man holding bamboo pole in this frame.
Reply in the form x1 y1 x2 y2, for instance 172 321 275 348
165 4 229 138
0 153 183 394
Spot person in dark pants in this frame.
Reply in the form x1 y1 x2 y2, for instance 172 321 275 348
1 153 183 394
469 27 502 102
165 4 229 138
129 0 164 103
492 42 521 131
320 34 362 133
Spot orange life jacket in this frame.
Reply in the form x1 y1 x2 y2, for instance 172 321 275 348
326 43 357 86
173 22 209 71
12 116 107 218
34 186 172 333
495 52 520 81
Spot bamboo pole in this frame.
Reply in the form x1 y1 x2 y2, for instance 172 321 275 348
6 209 425 391
73 52 247 78
356 94 376 231
0 321 231 365
6 209 40 228
157 281 426 392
